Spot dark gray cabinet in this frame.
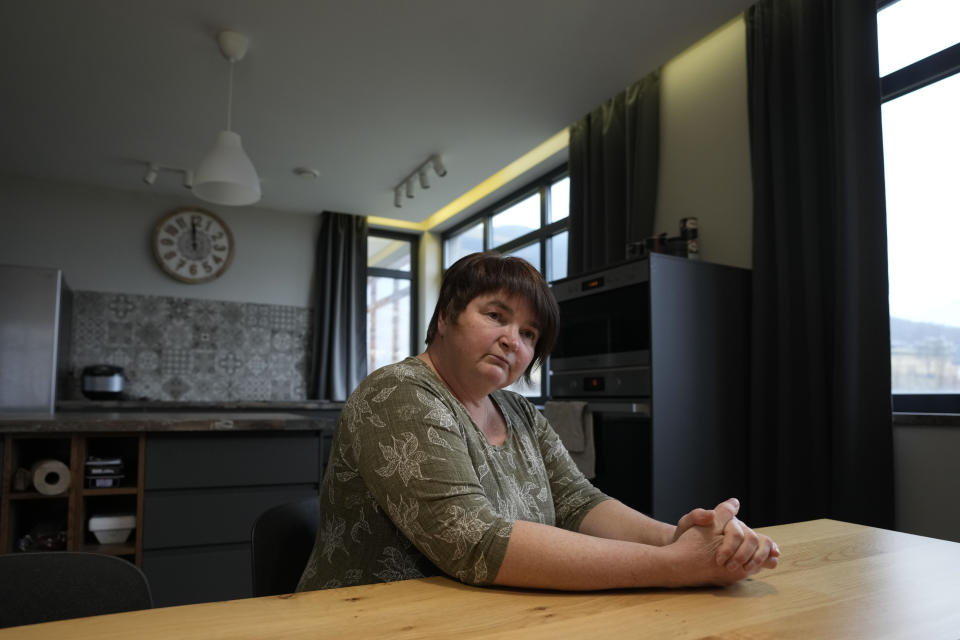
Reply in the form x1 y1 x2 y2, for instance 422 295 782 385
553 255 751 525
142 431 328 607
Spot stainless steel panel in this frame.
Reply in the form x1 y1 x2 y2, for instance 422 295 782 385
0 265 71 413
551 259 649 303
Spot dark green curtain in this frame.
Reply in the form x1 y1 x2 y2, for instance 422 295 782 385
568 70 661 276
310 212 368 401
745 0 894 528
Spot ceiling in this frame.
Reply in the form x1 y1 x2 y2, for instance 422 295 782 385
0 0 754 230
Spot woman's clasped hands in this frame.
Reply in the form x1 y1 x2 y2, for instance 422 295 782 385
666 498 780 587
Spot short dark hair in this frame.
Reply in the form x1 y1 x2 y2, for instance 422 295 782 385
425 251 559 384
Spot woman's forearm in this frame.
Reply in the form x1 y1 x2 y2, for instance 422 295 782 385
577 499 675 546
492 519 676 590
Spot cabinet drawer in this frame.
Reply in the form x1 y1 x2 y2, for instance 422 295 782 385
143 485 318 549
142 544 251 607
145 432 321 489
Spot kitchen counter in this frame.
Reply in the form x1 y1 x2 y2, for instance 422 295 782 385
56 400 344 412
0 411 338 434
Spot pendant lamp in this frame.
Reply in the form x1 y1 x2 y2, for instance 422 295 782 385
194 30 261 206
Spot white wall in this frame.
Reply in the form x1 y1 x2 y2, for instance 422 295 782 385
0 174 320 307
657 16 752 269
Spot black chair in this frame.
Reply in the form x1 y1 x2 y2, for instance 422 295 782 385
0 551 153 628
251 497 321 597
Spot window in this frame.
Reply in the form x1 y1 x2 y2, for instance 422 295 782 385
442 166 570 398
878 0 960 410
367 232 418 373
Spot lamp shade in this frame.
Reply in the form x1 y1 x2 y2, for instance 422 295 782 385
193 131 261 206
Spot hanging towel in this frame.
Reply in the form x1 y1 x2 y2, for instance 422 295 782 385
543 401 595 479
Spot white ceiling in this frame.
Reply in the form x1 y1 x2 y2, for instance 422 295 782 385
0 0 754 229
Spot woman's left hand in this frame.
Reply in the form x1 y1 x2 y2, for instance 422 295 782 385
672 498 780 574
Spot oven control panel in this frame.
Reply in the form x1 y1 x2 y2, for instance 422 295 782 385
550 366 650 398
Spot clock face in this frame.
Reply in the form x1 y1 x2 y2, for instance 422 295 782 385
152 208 235 283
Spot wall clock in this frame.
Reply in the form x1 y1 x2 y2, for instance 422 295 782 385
152 207 235 284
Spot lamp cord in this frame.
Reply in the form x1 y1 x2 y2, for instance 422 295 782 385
226 60 234 132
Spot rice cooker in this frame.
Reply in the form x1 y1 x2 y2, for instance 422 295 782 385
81 365 125 400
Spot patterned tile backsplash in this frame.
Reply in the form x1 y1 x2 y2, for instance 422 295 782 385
70 291 312 401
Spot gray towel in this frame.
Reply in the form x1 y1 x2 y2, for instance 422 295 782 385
543 401 595 479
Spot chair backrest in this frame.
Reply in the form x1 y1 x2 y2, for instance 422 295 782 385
0 551 153 628
251 496 321 597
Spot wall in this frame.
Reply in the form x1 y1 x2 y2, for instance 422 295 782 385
657 16 752 269
894 424 960 542
0 174 320 308
417 231 442 347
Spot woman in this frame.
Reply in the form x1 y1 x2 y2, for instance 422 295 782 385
298 252 778 592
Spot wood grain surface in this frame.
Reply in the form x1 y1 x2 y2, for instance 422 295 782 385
4 519 960 639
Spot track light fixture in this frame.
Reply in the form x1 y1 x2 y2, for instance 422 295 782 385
393 154 447 208
431 154 447 177
142 162 194 189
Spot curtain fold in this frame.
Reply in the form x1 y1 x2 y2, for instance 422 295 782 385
745 0 894 528
309 211 368 401
568 70 661 276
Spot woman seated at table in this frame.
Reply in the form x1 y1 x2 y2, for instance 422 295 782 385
298 252 779 592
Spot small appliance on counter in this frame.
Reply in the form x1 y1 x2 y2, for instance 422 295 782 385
81 365 125 400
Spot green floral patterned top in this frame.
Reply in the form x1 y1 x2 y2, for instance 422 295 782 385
296 356 609 591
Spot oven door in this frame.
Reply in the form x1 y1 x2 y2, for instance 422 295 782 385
551 279 651 372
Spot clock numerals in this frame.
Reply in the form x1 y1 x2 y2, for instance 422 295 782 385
163 251 176 261
175 216 188 230
164 223 179 237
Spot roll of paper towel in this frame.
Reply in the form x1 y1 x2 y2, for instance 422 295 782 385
30 459 71 495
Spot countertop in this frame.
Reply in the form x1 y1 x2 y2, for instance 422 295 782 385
55 400 344 412
0 410 340 434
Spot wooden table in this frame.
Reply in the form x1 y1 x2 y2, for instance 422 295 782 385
5 519 960 639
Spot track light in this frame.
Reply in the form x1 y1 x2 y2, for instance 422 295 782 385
392 153 448 207
431 154 447 177
142 162 194 189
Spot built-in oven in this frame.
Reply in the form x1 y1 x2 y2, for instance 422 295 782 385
549 259 651 398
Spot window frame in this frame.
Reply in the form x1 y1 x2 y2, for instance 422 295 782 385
878 0 960 413
442 163 569 274
367 230 420 370
441 164 569 401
